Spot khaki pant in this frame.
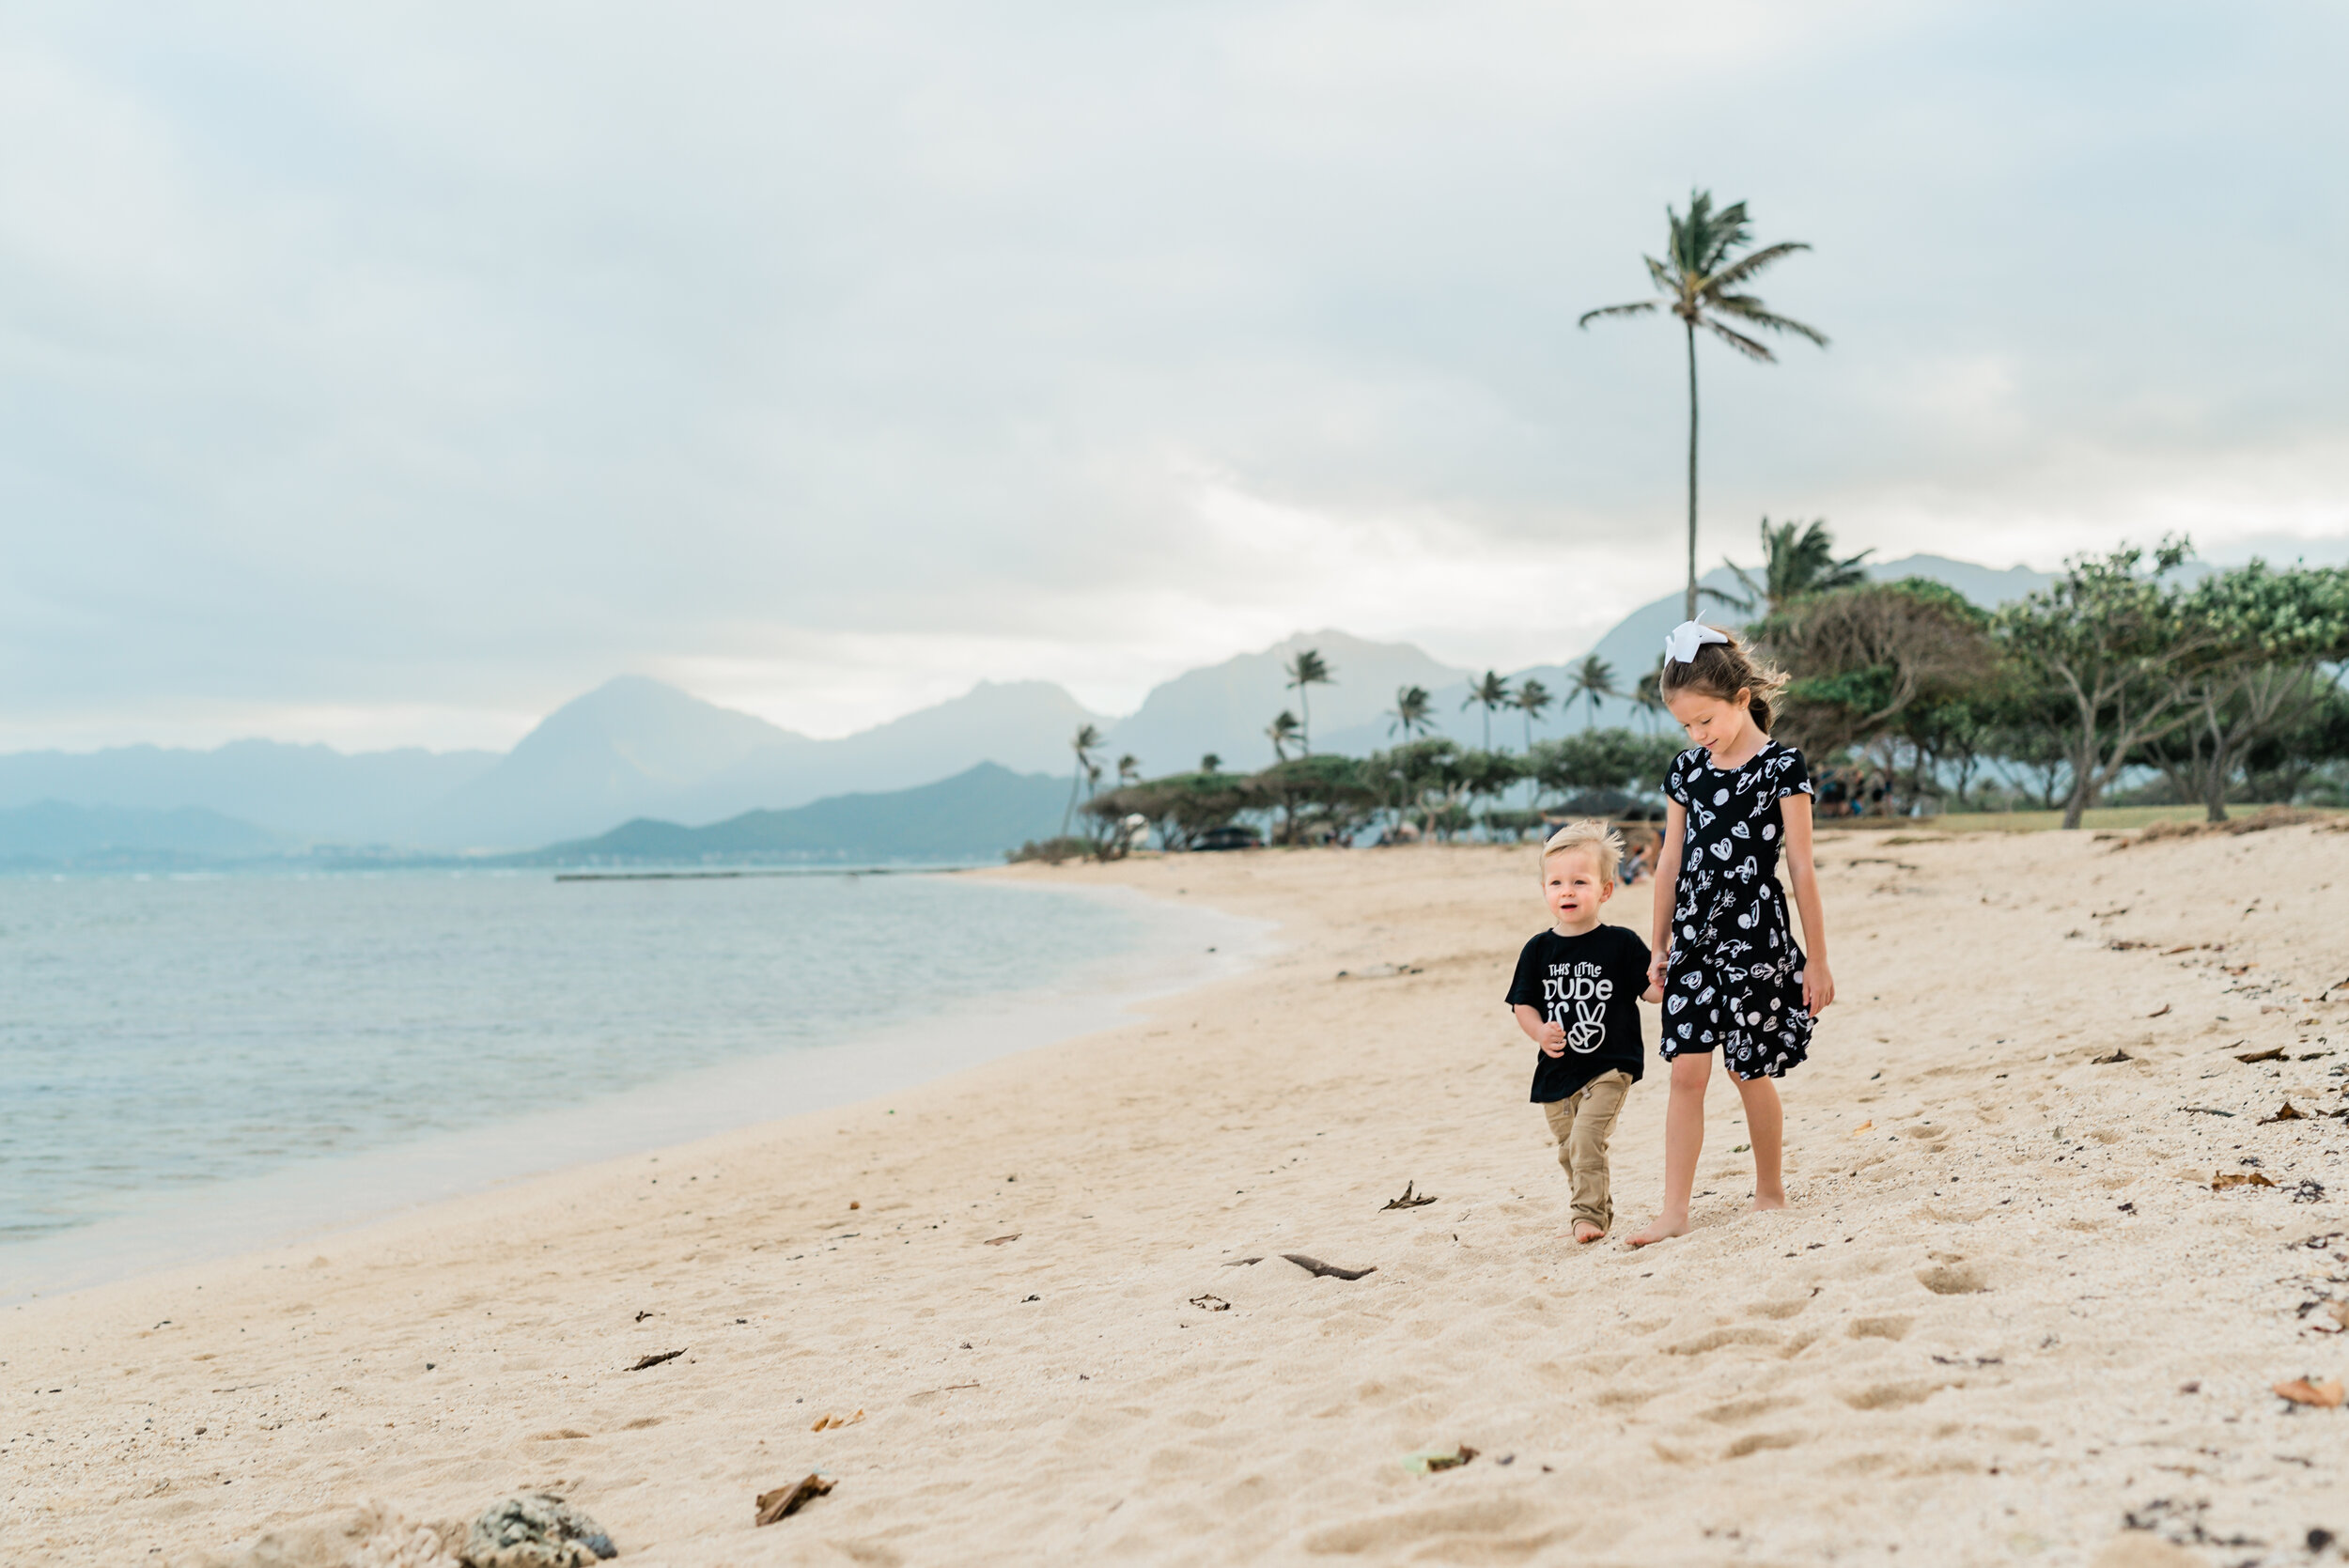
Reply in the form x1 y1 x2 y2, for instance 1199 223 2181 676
1541 1070 1633 1233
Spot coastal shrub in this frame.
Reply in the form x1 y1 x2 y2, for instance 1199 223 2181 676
1004 835 1097 865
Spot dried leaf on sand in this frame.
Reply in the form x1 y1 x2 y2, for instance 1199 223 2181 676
755 1474 834 1526
2236 1047 2287 1063
627 1349 684 1371
2272 1376 2344 1407
2213 1172 2278 1191
984 1234 1020 1246
2259 1102 2306 1124
810 1409 865 1432
1283 1253 1377 1281
1402 1444 1479 1473
1188 1294 1230 1312
1381 1181 1437 1210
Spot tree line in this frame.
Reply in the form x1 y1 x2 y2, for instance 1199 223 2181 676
1016 527 2348 862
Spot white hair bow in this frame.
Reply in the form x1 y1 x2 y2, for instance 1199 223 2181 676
1662 620 1731 665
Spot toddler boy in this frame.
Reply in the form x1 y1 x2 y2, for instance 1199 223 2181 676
1505 820 1659 1243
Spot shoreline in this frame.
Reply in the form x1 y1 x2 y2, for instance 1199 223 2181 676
8 832 2347 1566
0 877 1272 1306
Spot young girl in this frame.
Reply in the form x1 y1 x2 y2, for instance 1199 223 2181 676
1626 622 1834 1247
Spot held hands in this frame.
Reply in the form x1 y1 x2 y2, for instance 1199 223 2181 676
1535 1018 1567 1058
1804 958 1836 1017
1641 981 1663 1003
1646 949 1669 994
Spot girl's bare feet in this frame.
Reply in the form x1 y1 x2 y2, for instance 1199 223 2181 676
1572 1220 1606 1245
1625 1217 1688 1247
1750 1191 1788 1213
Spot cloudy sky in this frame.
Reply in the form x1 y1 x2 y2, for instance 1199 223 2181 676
3 1 2344 751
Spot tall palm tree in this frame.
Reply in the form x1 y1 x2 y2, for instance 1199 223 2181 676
1712 517 1872 615
1265 709 1301 762
1513 678 1552 750
1566 656 1618 725
1463 670 1513 750
1061 722 1103 835
1115 753 1141 786
1579 190 1828 620
1388 684 1435 739
1283 648 1334 753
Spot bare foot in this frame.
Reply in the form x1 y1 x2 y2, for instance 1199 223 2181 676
1625 1217 1688 1248
1750 1191 1788 1214
1572 1221 1606 1245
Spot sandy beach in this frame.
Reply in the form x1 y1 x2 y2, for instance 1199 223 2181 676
7 823 2349 1567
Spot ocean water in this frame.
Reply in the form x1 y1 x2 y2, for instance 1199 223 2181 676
0 868 1253 1296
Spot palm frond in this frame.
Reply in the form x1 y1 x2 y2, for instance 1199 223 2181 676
1703 318 1777 362
1643 254 1679 294
1704 240 1812 292
1708 295 1829 347
1578 300 1658 328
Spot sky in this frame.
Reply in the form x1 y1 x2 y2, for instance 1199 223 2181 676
3 1 2345 752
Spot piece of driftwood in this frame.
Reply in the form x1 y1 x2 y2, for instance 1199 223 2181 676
1381 1182 1437 1210
628 1350 685 1372
1283 1253 1376 1281
2236 1047 2288 1063
755 1474 834 1526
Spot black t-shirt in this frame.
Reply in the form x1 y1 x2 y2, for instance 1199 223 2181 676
1504 923 1653 1102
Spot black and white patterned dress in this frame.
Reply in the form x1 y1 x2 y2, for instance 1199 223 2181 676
1660 740 1815 1079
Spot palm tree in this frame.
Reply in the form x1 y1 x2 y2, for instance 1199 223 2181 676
1566 656 1618 725
1200 753 1222 774
1265 709 1302 762
1463 670 1513 749
1388 684 1435 739
1116 753 1142 786
1513 678 1552 750
1061 722 1103 835
1712 517 1872 616
1579 190 1828 620
1283 648 1334 753
1631 660 1670 732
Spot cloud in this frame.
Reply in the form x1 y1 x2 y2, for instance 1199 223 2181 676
0 1 2343 749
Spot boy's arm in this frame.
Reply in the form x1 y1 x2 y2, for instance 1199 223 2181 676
1514 1002 1566 1056
1781 793 1834 1016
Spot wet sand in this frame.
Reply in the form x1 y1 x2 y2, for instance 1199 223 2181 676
5 824 2347 1566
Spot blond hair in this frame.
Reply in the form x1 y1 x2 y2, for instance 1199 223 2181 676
1541 819 1623 884
1658 624 1790 733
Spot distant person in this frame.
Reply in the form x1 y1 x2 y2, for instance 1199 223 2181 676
1505 820 1661 1246
1820 768 1850 820
1628 622 1835 1249
1619 844 1650 885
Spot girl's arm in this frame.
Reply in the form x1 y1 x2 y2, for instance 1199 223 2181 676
1781 794 1835 1016
1646 800 1687 989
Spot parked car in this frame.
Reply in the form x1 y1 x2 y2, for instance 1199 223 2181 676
1192 824 1261 852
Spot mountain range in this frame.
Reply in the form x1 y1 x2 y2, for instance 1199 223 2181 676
0 552 2052 861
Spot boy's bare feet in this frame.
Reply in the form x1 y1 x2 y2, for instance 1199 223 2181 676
1572 1220 1605 1245
1625 1217 1688 1248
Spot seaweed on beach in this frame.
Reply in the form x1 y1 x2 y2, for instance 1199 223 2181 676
1283 1253 1376 1281
755 1474 834 1525
1381 1181 1437 1210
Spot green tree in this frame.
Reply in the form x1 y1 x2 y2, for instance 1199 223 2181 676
1085 768 1251 851
1462 670 1513 749
1061 722 1103 836
2145 562 2349 819
1714 517 1872 615
1265 708 1302 763
1579 190 1828 620
1283 648 1334 753
1200 752 1222 774
1115 753 1141 786
1996 540 2217 829
1566 656 1618 724
1758 578 2000 758
1513 678 1553 750
1388 684 1435 739
1630 659 1671 731
1529 728 1684 803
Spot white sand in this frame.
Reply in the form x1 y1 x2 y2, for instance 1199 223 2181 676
6 825 2347 1566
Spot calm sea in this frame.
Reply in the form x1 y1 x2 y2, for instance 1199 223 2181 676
0 868 1253 1296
